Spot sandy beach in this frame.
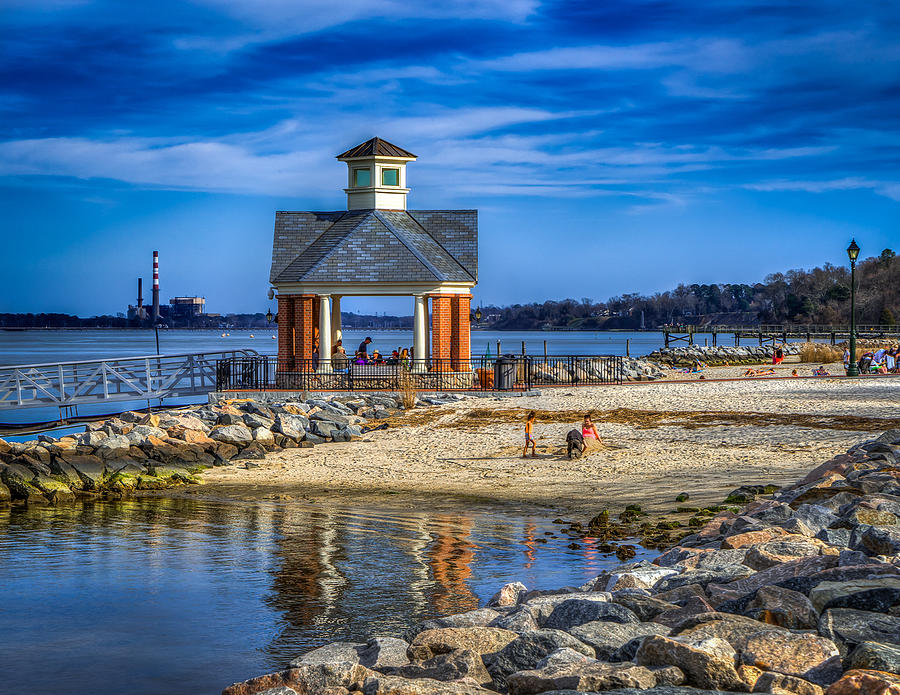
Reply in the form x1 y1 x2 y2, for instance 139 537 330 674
186 362 900 517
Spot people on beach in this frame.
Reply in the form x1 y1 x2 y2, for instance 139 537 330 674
791 369 799 377
813 366 830 376
523 411 537 458
772 345 784 365
743 367 775 377
582 413 601 452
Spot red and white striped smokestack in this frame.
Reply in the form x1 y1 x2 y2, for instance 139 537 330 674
152 250 160 322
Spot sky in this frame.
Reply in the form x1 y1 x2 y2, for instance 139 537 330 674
1 0 898 316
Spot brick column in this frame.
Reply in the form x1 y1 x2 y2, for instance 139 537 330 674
430 294 452 368
295 294 316 364
277 294 296 367
451 294 472 370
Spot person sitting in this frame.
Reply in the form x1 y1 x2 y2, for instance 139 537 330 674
690 359 705 373
332 351 350 372
354 351 368 365
386 350 400 365
581 414 601 451
332 339 346 355
371 350 384 364
566 429 584 459
812 366 830 376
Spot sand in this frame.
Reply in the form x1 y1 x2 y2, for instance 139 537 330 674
186 363 899 517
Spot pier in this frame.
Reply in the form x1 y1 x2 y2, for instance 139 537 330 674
663 324 900 348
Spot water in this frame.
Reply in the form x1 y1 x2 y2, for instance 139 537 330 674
0 328 669 366
0 496 653 695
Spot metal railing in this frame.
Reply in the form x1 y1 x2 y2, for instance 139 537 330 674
215 355 623 392
0 350 259 411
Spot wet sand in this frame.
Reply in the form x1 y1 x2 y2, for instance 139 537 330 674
179 363 900 518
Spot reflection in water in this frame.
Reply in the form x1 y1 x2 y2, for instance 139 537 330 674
0 498 655 695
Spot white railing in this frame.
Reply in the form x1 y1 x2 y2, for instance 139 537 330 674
0 350 259 411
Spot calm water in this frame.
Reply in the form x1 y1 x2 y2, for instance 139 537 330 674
0 496 653 695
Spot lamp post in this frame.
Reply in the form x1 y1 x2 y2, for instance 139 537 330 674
266 308 274 324
473 307 482 324
846 239 860 376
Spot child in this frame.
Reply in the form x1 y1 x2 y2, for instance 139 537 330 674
523 411 537 458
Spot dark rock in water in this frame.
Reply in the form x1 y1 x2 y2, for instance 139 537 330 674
483 629 594 686
396 648 491 685
0 480 10 504
818 608 900 654
847 640 900 673
567 620 668 660
858 525 900 555
544 599 638 630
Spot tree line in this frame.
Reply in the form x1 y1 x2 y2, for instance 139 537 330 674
479 248 898 330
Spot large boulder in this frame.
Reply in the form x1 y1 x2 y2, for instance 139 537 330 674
743 585 819 630
96 434 132 460
290 642 363 666
222 663 372 695
483 629 594 687
543 599 638 630
739 630 841 685
568 620 669 660
407 627 517 661
825 669 900 695
818 608 900 654
809 577 900 613
487 582 528 607
210 425 253 447
274 414 308 441
507 661 659 694
847 641 900 673
395 649 491 686
636 635 745 691
857 526 900 556
358 637 411 670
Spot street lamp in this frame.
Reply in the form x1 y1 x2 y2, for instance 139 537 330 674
474 307 482 322
266 308 274 324
846 239 860 376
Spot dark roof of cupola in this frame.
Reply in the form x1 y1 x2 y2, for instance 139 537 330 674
336 137 417 160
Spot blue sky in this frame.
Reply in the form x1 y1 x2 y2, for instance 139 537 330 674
1 0 898 316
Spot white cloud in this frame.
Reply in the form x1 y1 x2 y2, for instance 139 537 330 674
745 177 900 201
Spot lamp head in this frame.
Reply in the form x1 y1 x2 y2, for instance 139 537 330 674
475 307 482 321
847 239 860 262
266 309 274 324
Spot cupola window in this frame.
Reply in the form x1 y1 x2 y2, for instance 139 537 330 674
353 168 371 187
381 168 400 186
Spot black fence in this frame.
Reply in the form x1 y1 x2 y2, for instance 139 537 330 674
215 355 622 392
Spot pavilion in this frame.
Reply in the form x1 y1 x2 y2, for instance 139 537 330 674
269 137 478 373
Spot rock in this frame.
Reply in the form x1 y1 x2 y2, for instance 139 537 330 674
568 620 669 660
180 429 217 447
535 646 598 669
128 424 169 441
428 609 502 630
395 649 491 685
0 481 10 504
818 609 900 653
859 526 900 556
636 635 745 691
656 566 755 593
744 539 824 571
489 608 538 633
739 630 841 685
603 566 679 591
653 595 718 628
222 663 372 695
847 641 900 673
312 420 337 438
825 669 900 695
96 434 131 459
358 637 411 670
158 413 210 432
544 599 639 630
58 453 106 489
290 642 365 666
215 442 239 462
522 592 612 625
672 612 782 650
817 529 852 548
612 595 680 622
483 629 594 685
253 427 275 447
809 577 900 613
752 672 823 695
488 582 528 607
744 585 819 629
360 674 494 694
210 424 253 446
33 475 75 503
707 556 839 606
243 413 275 430
332 429 351 442
722 528 788 550
77 430 108 447
139 413 161 427
506 661 659 695
305 433 326 445
407 627 517 661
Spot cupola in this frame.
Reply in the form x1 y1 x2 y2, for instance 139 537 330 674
336 137 417 210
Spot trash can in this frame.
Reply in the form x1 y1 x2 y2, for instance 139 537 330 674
494 355 517 391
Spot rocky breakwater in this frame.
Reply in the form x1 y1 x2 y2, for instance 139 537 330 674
223 429 900 695
0 393 463 505
646 344 802 368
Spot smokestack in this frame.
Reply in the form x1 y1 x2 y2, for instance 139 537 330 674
137 277 143 322
152 250 160 323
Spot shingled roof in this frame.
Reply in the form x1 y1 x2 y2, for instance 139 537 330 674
271 209 476 284
336 137 417 160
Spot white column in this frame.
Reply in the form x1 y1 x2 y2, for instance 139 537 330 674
331 295 342 346
318 295 332 372
413 295 427 370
